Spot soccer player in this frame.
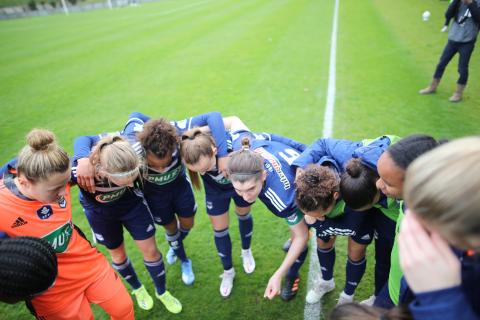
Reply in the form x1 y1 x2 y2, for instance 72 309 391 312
400 137 480 319
373 134 442 308
74 111 232 287
338 136 401 305
72 135 182 314
294 165 373 305
292 136 401 305
225 135 310 301
179 128 256 297
180 118 306 298
0 129 134 319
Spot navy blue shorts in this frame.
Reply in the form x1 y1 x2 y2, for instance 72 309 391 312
203 181 251 216
81 198 156 249
313 209 374 245
368 207 396 294
144 177 197 226
371 208 396 243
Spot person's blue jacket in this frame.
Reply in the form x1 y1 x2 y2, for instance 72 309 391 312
292 135 397 173
408 249 480 320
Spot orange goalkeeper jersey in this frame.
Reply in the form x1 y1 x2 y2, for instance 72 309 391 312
0 176 110 316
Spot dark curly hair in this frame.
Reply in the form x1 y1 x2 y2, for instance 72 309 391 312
295 165 339 212
137 118 178 159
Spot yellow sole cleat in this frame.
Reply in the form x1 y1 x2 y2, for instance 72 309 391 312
132 285 154 310
156 290 182 314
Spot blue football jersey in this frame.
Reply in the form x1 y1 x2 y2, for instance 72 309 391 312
73 111 230 192
201 130 306 195
249 139 304 220
124 112 229 190
292 136 397 173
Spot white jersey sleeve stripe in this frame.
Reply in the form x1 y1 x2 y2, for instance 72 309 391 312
264 191 284 212
267 188 287 209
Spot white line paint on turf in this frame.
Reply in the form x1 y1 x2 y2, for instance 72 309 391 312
322 0 339 139
304 0 339 319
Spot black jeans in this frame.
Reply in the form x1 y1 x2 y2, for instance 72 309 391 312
433 39 476 85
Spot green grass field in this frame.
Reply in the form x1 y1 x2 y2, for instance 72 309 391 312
0 0 479 319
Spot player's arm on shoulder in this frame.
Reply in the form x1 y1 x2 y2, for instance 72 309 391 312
122 112 150 137
0 158 17 178
222 116 250 133
292 138 330 168
127 112 150 123
73 135 101 193
73 135 100 161
263 133 307 152
191 111 229 157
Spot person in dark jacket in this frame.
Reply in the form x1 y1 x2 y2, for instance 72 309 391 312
419 0 480 102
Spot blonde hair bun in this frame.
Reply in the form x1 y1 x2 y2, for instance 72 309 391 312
26 129 56 151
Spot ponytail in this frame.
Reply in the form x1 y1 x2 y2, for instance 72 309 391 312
180 129 216 166
227 138 264 184
187 168 202 190
179 129 217 190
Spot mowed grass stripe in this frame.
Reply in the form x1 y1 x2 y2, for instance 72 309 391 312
0 0 252 94
370 0 480 135
334 0 479 140
240 0 335 141
0 0 221 60
149 0 317 117
0 1 332 319
0 0 277 153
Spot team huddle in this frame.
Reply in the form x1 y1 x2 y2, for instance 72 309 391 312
0 111 479 320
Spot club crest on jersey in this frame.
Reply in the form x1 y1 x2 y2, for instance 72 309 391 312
287 213 298 223
174 119 188 129
57 196 67 208
206 201 213 210
37 205 53 220
133 123 144 132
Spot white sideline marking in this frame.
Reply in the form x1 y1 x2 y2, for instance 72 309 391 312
304 0 339 319
322 0 339 139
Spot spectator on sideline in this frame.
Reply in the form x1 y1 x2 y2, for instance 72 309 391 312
419 0 480 102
